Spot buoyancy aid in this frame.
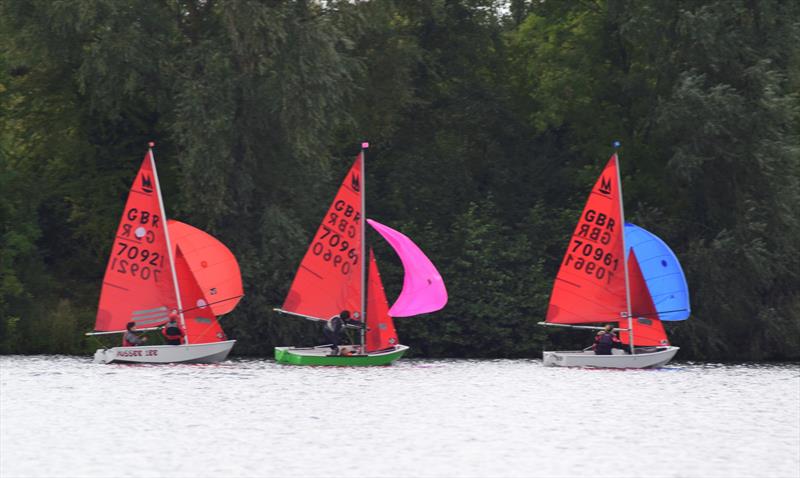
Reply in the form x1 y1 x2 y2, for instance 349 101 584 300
162 324 184 341
161 322 184 344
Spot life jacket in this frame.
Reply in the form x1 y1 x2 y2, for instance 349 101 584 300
598 333 615 347
326 316 343 333
162 323 184 341
122 331 138 347
595 332 615 354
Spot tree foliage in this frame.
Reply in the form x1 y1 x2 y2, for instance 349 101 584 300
1 0 798 360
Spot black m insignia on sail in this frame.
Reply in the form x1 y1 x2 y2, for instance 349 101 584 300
599 177 612 195
351 173 360 192
141 174 153 193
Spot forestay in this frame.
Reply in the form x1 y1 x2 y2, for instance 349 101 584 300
618 250 669 346
173 245 227 344
365 250 398 352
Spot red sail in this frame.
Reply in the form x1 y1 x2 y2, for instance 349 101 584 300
168 220 243 316
618 250 669 346
95 151 177 331
366 250 399 352
282 154 363 320
546 155 627 324
174 245 226 344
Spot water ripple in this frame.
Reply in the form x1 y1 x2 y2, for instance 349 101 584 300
1 356 798 478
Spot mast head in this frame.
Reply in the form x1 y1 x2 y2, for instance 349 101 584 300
361 142 369 149
612 140 621 149
148 141 156 148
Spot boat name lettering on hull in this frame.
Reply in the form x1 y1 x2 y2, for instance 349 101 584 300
117 349 159 357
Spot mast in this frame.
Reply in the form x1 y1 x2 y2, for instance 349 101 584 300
359 142 368 353
614 147 634 355
150 142 188 344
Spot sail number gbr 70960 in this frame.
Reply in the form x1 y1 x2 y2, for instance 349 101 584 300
563 239 620 283
311 200 361 275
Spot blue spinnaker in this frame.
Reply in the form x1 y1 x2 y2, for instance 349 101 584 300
625 223 691 321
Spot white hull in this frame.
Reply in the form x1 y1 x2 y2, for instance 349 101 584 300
542 346 679 369
93 340 236 364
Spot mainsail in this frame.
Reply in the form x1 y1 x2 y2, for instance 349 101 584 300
366 219 448 317
168 219 243 316
366 250 398 352
95 151 177 331
625 223 690 321
545 155 627 325
281 155 363 321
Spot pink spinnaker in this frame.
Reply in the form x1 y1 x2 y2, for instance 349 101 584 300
367 219 448 317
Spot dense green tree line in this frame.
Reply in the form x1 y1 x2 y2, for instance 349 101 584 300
1 0 798 360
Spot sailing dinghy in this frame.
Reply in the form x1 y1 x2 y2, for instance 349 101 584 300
274 145 447 366
89 144 243 364
540 153 690 368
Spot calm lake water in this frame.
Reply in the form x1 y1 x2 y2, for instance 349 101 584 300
1 356 798 478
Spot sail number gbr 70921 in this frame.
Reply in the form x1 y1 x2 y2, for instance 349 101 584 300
311 200 360 275
109 241 165 282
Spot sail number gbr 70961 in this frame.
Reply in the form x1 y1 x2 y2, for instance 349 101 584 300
563 239 620 283
311 200 360 275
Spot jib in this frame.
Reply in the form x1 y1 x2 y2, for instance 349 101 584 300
126 208 161 228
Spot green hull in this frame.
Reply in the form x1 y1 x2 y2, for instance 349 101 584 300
274 345 408 366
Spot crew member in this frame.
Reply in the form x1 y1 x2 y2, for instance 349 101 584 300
122 321 147 347
161 312 185 345
323 310 363 355
593 324 623 355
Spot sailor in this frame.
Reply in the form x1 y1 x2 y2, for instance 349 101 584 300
323 310 362 355
593 324 622 355
122 321 148 347
161 312 185 345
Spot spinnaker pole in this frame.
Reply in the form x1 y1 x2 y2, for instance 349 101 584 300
150 143 188 344
614 150 634 355
359 143 368 353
